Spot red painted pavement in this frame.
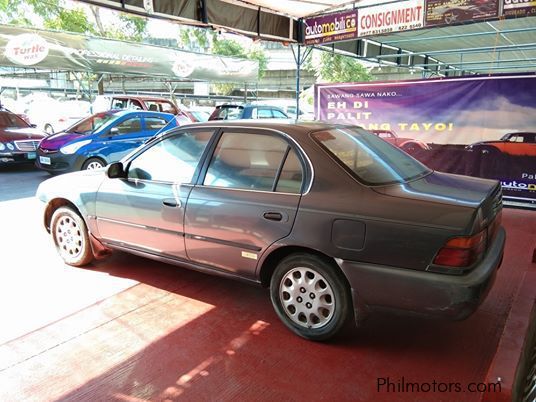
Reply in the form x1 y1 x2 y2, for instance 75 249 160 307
0 208 534 402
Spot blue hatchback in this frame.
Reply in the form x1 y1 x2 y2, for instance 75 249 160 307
36 110 180 173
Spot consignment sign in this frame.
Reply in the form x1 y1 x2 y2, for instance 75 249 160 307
315 75 536 205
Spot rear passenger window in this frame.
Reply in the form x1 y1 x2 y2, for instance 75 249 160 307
204 132 289 191
257 109 272 119
145 117 168 130
272 109 287 118
276 150 303 193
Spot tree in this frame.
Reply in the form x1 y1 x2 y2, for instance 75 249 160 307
307 50 372 83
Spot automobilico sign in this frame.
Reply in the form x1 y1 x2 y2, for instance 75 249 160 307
304 10 357 45
4 33 49 66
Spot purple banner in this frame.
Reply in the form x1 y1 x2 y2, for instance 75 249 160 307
304 10 357 45
425 0 499 26
315 75 536 206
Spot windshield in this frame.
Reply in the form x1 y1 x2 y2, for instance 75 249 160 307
210 106 244 120
0 111 29 129
66 111 119 135
312 127 431 185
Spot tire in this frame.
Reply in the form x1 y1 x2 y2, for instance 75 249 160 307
478 146 500 156
50 207 94 267
270 253 352 341
82 157 106 171
44 124 54 134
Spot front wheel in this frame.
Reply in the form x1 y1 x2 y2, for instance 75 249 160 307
82 158 106 170
51 207 94 266
270 253 352 341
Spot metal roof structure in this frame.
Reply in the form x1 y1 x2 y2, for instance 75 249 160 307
327 16 536 76
74 1 536 76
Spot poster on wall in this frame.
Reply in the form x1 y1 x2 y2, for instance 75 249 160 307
502 0 536 17
315 74 536 205
425 0 499 26
357 0 425 37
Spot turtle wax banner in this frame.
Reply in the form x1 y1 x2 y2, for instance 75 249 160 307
503 0 536 17
315 74 536 205
0 24 258 82
357 0 425 37
304 10 357 45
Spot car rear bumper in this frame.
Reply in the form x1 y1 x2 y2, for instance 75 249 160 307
339 227 506 322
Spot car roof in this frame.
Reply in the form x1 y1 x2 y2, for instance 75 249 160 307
108 109 175 118
173 119 351 135
111 95 174 102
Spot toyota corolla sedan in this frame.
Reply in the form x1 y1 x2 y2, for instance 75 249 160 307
36 121 505 341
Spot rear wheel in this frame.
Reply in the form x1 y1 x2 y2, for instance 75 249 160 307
270 253 352 341
51 207 94 266
82 158 106 170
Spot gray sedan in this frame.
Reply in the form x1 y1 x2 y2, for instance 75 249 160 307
36 121 505 341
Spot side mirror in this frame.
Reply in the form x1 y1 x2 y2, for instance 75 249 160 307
109 127 119 136
106 162 126 179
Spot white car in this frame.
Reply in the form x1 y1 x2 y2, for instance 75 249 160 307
25 99 91 134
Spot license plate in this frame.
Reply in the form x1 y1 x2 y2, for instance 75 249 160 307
27 152 36 160
39 156 51 165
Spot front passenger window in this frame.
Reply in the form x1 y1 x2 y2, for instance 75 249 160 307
128 130 212 183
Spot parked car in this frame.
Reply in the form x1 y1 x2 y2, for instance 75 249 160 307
372 129 431 152
35 110 180 174
36 121 505 341
93 95 194 123
208 104 289 120
466 132 536 157
0 108 47 165
25 99 92 134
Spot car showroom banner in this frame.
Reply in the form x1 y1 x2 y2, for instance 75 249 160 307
357 0 425 37
304 10 358 45
425 0 499 26
315 74 536 205
0 24 258 82
503 0 536 17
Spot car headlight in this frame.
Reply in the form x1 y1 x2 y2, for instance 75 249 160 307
0 143 5 151
6 143 14 151
60 139 92 155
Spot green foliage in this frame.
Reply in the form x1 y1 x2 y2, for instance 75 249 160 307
178 26 215 52
1 0 147 42
44 8 96 34
307 50 372 83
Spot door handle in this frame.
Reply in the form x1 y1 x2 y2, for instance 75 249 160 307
163 198 181 208
263 212 283 221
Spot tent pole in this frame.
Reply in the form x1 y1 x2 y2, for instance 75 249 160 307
296 44 301 118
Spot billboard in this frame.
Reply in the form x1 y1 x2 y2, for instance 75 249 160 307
315 75 536 205
0 24 258 82
502 0 536 17
304 10 358 45
357 0 425 37
425 0 499 26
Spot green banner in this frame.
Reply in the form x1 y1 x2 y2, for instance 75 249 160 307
0 24 258 82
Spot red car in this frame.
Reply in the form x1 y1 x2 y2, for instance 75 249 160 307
467 132 536 157
372 129 430 152
0 108 47 165
104 95 196 123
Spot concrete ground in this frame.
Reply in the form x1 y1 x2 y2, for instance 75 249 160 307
0 164 534 402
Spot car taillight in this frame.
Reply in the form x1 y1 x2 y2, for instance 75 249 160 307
433 230 486 268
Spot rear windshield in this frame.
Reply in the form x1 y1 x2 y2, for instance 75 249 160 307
210 106 244 120
312 127 431 185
